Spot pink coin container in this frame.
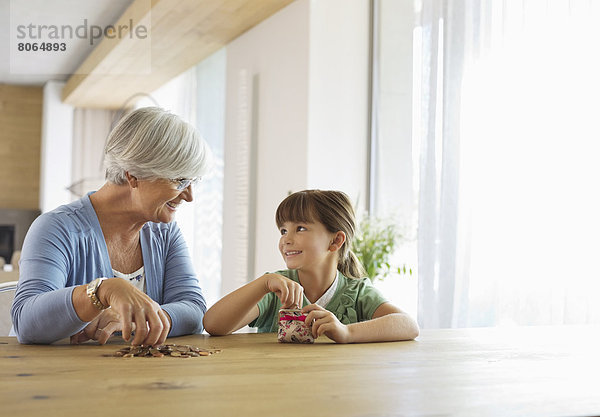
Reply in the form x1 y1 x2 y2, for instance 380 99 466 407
277 308 314 344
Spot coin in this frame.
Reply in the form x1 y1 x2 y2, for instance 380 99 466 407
112 344 221 358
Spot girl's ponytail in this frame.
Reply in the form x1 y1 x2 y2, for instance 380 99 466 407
338 249 366 280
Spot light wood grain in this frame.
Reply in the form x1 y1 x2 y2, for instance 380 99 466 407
0 84 43 210
1 327 600 416
62 0 295 108
0 271 19 283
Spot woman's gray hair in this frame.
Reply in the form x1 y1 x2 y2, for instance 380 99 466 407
104 107 212 184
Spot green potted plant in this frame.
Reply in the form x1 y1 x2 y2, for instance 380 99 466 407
353 214 412 282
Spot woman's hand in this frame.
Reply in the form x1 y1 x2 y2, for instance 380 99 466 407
97 278 171 346
303 304 351 343
262 273 304 309
70 308 127 345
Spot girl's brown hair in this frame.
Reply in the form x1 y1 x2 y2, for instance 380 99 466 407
275 189 366 279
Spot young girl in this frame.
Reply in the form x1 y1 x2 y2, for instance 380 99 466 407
203 190 419 343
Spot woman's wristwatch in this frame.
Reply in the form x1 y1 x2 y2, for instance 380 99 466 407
86 278 109 310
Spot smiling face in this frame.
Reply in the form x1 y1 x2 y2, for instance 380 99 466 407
135 178 193 224
278 220 338 272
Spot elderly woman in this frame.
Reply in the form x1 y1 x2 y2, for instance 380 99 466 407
11 107 211 346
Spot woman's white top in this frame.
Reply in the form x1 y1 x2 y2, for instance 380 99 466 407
112 266 146 293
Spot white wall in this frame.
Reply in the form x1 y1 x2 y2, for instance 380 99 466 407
223 0 310 294
222 0 370 292
307 0 369 204
40 81 74 213
70 108 115 197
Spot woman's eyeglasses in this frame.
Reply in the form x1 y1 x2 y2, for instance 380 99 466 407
170 177 198 191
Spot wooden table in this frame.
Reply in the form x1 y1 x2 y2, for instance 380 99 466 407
1 326 600 416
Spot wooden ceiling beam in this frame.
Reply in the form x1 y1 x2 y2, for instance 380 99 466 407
62 0 294 108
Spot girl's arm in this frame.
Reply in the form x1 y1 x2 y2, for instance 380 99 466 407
303 302 419 343
203 273 304 336
347 303 419 342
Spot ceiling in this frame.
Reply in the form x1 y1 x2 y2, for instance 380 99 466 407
0 0 133 85
0 0 294 108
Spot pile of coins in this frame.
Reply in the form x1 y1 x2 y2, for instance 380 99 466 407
113 344 221 358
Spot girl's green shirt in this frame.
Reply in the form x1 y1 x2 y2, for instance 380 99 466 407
249 269 388 333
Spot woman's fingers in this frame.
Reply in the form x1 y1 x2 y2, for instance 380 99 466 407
86 315 101 335
115 304 166 346
157 310 171 345
97 280 170 346
71 315 100 344
90 309 122 343
119 305 133 342
95 320 121 345
142 309 164 346
72 308 122 345
70 330 90 345
131 309 149 346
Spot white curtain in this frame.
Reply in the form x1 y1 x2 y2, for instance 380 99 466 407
417 0 600 328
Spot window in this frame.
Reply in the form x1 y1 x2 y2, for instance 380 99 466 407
415 0 600 327
148 49 226 308
370 0 419 317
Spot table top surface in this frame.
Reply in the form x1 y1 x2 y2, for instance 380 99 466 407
1 326 600 417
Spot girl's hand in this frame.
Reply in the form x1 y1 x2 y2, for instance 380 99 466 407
303 304 351 343
262 273 304 309
70 308 129 345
